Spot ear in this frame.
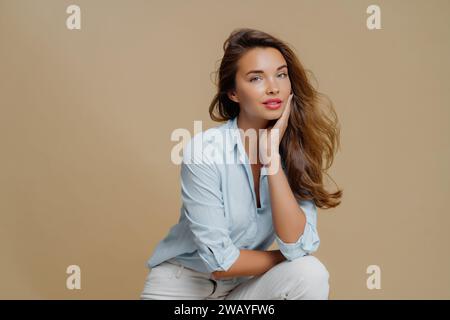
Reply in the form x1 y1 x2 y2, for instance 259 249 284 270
227 90 239 103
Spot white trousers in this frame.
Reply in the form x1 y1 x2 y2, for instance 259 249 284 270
140 255 330 300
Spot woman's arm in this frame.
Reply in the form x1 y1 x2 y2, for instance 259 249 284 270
265 156 321 261
212 249 285 280
258 94 308 244
267 156 307 243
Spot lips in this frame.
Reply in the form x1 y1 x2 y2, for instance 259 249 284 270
263 98 282 105
263 98 283 110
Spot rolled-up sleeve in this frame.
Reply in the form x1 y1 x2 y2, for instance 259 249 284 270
275 199 320 261
180 137 240 273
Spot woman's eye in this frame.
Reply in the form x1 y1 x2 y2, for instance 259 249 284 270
250 73 287 82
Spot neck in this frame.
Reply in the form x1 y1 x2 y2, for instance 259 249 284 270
236 113 269 132
236 113 269 166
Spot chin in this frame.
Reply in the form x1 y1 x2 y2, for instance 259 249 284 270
263 110 283 120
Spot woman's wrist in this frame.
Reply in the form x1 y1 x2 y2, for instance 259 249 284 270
269 249 286 265
262 153 281 175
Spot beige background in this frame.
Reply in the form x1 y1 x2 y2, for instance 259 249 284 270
1 0 449 299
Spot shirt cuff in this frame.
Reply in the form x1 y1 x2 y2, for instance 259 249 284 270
275 222 320 261
198 237 241 273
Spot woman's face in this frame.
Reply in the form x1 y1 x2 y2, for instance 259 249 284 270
228 47 292 123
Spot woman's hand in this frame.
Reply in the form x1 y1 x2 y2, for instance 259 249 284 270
259 94 294 174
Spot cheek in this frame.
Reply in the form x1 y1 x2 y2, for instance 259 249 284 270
284 79 292 91
276 77 291 92
240 83 265 102
236 75 264 96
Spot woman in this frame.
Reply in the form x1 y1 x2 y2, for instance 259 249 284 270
141 28 342 300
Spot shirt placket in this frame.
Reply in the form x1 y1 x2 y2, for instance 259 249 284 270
235 135 259 216
234 132 262 245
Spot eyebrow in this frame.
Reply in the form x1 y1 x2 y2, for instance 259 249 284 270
245 64 288 76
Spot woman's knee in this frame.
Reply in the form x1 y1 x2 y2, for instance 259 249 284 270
277 255 330 299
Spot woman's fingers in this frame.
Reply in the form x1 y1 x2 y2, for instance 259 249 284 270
284 93 293 120
273 94 293 130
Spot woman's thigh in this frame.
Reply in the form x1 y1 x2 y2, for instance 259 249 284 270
140 260 217 300
225 255 330 300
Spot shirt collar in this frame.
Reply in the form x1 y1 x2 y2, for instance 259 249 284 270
226 116 240 153
226 116 270 176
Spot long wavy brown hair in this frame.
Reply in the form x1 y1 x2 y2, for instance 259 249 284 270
208 28 343 209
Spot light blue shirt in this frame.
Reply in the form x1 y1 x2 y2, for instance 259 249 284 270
147 116 320 275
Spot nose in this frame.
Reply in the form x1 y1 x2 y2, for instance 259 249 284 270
266 80 280 95
267 87 280 94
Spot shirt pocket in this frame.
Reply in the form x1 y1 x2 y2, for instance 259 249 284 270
228 203 258 248
241 218 258 246
224 166 258 248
